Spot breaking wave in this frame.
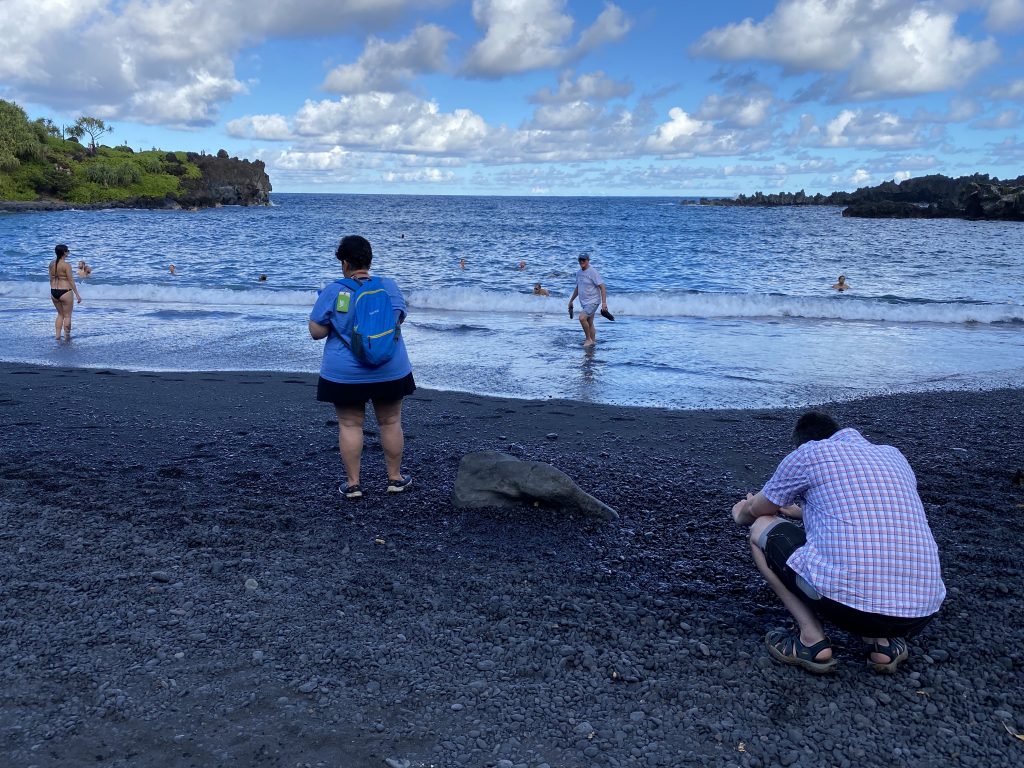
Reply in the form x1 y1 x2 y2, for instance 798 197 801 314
2 281 1020 325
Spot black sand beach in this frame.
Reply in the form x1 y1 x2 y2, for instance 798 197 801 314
1 363 1022 768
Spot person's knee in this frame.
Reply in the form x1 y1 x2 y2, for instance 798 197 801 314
748 515 777 550
374 403 403 428
337 408 364 429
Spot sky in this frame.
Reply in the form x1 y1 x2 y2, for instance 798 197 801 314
2 0 1024 196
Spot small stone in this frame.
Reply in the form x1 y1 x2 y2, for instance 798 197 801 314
151 571 172 583
384 760 410 768
929 649 950 662
297 679 318 694
244 578 258 591
995 709 1013 720
698 643 711 657
629 711 645 722
450 703 464 712
574 721 593 734
781 751 799 766
476 660 495 671
252 650 264 662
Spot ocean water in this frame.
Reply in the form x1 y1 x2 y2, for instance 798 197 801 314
1 193 1022 410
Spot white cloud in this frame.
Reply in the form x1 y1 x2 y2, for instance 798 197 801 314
464 0 630 77
805 109 930 149
530 70 632 104
528 101 604 130
292 93 490 154
972 109 1022 130
693 0 999 99
991 79 1024 101
696 92 774 128
985 0 1024 29
226 114 293 141
323 24 454 94
849 168 871 186
645 108 713 155
847 8 998 99
382 167 455 183
575 3 632 55
0 0 448 125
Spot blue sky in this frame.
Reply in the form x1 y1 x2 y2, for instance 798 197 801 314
2 0 1024 196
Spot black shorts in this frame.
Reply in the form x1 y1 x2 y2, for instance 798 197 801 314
761 521 936 639
316 372 416 407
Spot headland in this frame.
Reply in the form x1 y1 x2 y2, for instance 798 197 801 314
0 100 270 211
692 173 1024 221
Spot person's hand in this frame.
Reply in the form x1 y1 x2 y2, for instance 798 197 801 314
731 493 755 525
76 295 82 304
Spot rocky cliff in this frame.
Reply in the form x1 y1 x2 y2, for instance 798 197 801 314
0 150 271 212
693 173 1024 222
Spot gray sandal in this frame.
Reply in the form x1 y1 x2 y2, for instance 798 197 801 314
866 638 908 673
765 630 838 674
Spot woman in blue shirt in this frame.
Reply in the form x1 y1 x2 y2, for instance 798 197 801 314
308 235 415 499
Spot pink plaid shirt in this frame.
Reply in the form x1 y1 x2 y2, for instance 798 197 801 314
762 428 945 617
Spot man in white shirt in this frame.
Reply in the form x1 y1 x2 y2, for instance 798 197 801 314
568 254 608 347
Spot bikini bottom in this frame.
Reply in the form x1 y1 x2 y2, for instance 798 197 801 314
51 289 70 299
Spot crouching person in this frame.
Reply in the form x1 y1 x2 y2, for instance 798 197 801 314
731 411 945 674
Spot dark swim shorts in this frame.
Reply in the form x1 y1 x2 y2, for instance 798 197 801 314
760 520 937 639
316 372 416 407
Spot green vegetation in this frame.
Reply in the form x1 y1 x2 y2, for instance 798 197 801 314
0 99 203 203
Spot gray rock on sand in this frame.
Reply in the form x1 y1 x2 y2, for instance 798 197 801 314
451 451 618 520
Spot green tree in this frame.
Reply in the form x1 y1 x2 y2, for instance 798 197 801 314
35 117 62 138
73 116 113 155
0 99 45 171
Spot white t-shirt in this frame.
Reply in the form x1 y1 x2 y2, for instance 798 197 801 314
575 267 604 305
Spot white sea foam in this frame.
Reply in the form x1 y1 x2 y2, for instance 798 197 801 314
406 286 1024 325
2 280 1020 324
0 280 317 307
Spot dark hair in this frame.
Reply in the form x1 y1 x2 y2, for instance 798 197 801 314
54 244 69 261
792 411 840 446
335 235 373 270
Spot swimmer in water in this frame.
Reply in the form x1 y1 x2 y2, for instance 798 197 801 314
831 274 850 292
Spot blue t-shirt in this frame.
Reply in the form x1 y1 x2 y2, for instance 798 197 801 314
309 276 413 384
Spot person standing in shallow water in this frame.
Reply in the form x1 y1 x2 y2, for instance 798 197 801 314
730 411 945 674
308 235 415 500
568 254 608 347
48 244 82 341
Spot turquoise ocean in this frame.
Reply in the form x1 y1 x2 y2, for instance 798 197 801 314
1 194 1022 410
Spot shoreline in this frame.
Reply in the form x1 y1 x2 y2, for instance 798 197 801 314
1 363 1022 766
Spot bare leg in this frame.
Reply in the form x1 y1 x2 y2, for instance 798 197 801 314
51 297 63 340
581 314 596 346
335 404 366 487
748 516 832 661
371 398 405 481
60 293 74 339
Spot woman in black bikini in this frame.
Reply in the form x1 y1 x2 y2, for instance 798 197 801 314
48 244 82 341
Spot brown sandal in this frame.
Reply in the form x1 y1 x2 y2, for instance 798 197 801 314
765 630 837 674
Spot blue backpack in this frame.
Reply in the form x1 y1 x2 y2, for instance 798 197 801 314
332 276 401 367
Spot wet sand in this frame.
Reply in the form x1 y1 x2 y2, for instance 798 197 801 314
1 363 1022 767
